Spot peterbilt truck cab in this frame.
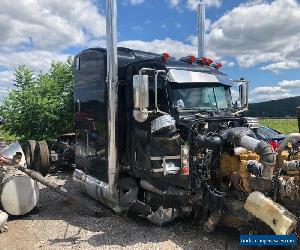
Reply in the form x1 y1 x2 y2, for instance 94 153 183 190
73 47 299 234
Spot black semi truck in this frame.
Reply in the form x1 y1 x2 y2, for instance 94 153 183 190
72 0 299 235
72 47 299 234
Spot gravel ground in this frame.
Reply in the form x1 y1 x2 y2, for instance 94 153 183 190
0 172 248 250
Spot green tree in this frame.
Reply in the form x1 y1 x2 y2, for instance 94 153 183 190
13 65 36 88
0 57 74 140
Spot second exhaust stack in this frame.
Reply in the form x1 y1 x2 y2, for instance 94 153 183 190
197 1 205 58
106 0 119 191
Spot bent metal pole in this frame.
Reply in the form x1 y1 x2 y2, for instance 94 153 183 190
106 0 119 192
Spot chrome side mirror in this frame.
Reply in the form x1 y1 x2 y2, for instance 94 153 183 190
133 74 149 109
133 74 149 122
239 81 249 109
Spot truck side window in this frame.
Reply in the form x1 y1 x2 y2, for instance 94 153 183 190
148 75 169 112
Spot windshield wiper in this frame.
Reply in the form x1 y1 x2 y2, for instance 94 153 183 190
191 107 217 115
176 107 217 115
192 107 217 111
218 108 232 112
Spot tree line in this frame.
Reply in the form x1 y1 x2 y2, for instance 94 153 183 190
0 57 74 141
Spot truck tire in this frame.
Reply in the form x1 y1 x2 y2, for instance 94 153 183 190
33 141 50 176
22 140 37 170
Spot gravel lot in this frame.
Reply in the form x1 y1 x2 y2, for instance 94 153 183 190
0 172 246 250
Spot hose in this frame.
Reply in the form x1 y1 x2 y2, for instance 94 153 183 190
223 128 276 178
195 127 276 178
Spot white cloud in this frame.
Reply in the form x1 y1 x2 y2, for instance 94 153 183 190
231 89 239 102
227 61 236 67
0 86 10 95
119 38 198 58
0 71 14 102
251 86 290 95
278 80 300 89
260 61 300 72
0 50 70 72
250 78 300 103
0 0 104 101
0 0 105 51
0 86 11 102
168 0 181 8
250 93 295 103
187 0 222 10
206 0 300 70
0 71 14 85
127 0 145 5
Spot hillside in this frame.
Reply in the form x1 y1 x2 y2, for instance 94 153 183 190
247 96 300 117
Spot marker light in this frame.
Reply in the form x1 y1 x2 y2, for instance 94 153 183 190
215 63 222 69
162 53 170 62
207 59 214 66
189 55 196 64
179 56 196 64
181 166 189 175
181 145 190 176
199 57 207 65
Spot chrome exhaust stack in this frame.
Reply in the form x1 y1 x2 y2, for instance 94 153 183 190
197 0 205 58
74 0 120 211
106 0 119 194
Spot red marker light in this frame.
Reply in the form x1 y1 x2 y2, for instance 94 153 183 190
207 59 214 66
200 57 207 65
181 166 189 175
162 53 170 62
189 55 196 64
215 63 222 69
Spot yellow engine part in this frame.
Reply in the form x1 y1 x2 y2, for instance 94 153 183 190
240 151 259 162
218 152 259 177
218 154 240 177
276 150 300 173
276 151 289 171
218 152 259 192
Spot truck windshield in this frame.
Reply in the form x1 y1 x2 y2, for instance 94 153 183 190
171 84 232 111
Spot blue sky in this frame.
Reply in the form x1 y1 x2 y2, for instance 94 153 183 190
0 0 300 103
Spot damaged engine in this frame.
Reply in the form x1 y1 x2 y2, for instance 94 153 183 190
184 118 299 234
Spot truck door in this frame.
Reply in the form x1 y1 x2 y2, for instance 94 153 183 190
73 50 108 181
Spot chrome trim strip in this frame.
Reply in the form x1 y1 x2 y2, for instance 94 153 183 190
151 156 181 161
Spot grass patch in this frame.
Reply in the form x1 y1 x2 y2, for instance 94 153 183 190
260 119 298 134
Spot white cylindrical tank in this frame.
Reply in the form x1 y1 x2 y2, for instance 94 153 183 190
0 210 8 232
1 170 39 215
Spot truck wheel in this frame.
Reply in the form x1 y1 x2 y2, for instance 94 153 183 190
33 141 50 176
119 177 139 209
22 140 36 170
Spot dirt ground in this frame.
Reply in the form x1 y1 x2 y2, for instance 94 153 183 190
0 172 259 250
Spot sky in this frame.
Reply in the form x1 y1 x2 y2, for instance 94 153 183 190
0 0 300 103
